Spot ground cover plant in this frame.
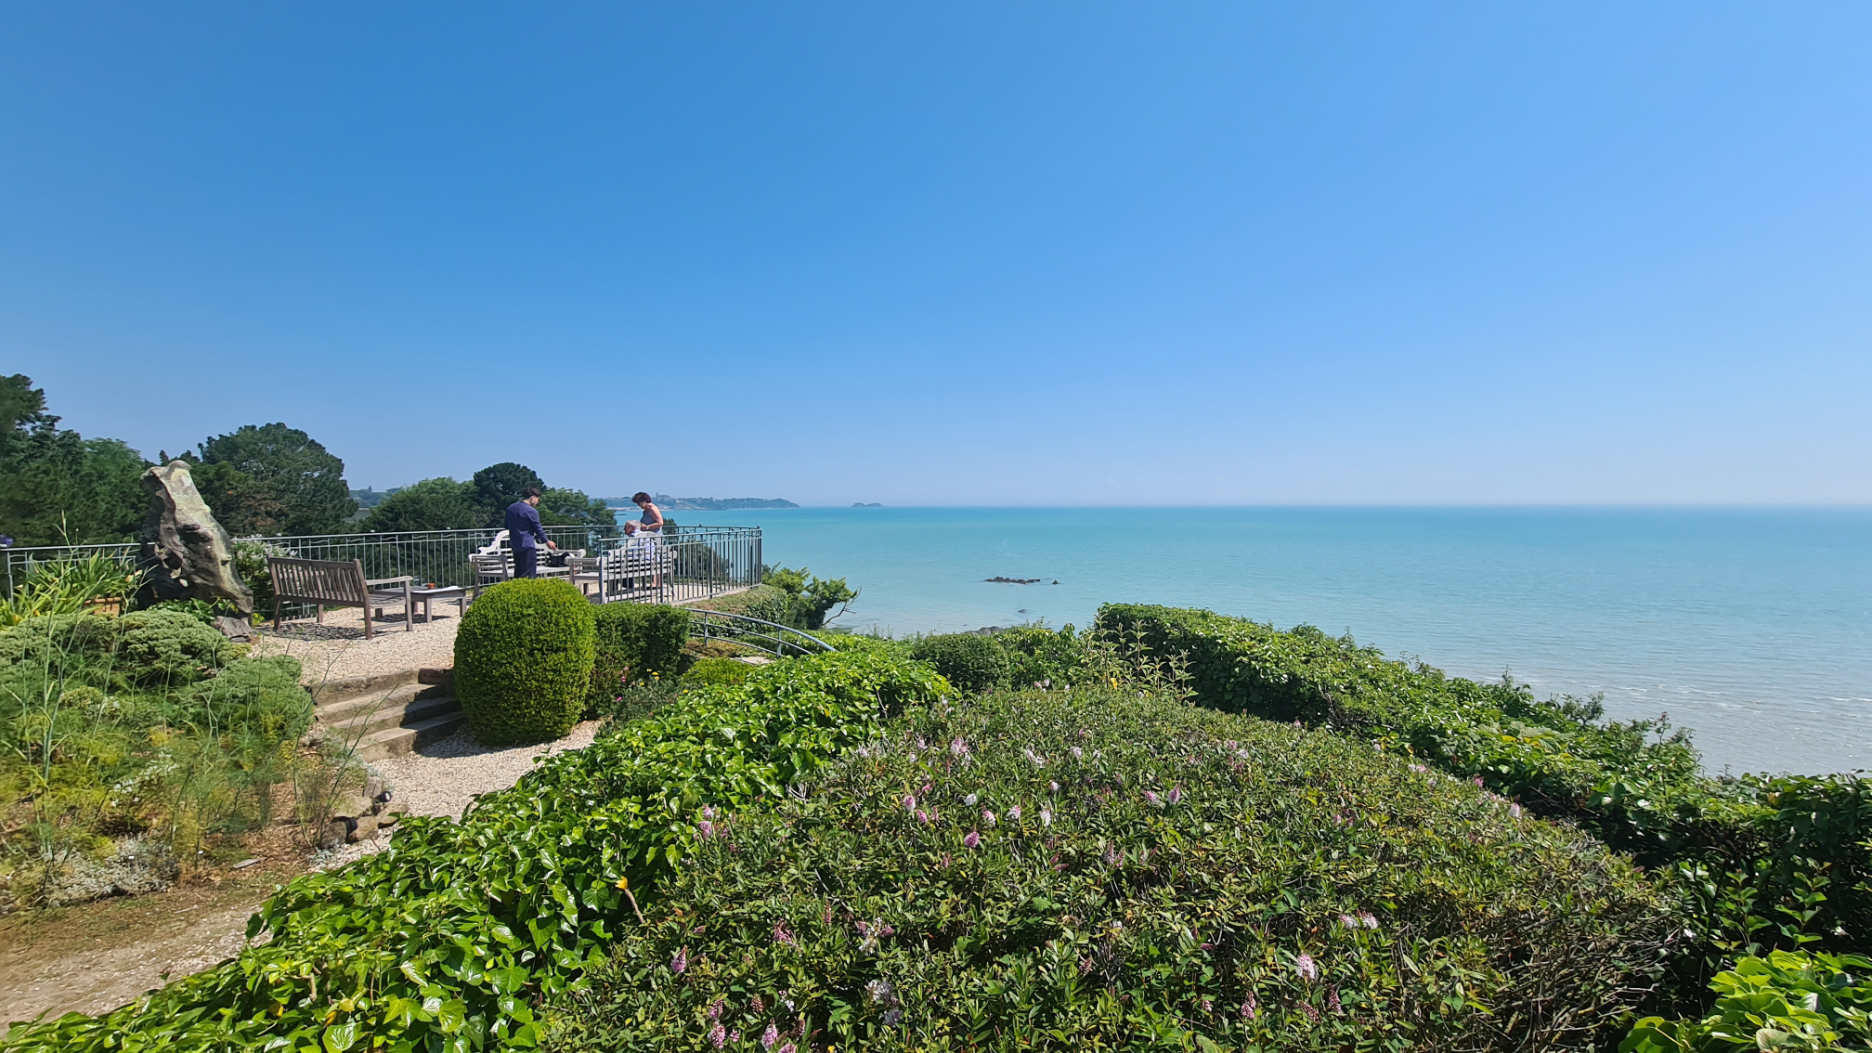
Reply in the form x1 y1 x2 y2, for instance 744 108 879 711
1094 605 1872 1032
1 650 948 1052
549 683 1670 1051
0 607 311 910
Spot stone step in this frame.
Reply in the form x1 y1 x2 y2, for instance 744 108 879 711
316 681 450 726
353 709 466 762
308 670 421 707
322 692 462 740
307 666 452 707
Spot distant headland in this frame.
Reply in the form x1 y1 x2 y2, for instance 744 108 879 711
851 502 884 508
603 494 799 511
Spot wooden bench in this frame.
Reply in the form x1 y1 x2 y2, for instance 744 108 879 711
266 557 413 639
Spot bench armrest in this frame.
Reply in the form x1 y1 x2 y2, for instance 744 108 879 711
365 576 414 587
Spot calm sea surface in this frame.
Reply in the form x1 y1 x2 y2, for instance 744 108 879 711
641 507 1870 776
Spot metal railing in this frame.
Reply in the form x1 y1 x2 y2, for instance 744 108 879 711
2 523 763 616
685 609 837 658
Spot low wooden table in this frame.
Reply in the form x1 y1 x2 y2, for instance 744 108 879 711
409 584 474 623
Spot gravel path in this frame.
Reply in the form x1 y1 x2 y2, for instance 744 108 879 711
319 720 603 868
251 605 464 684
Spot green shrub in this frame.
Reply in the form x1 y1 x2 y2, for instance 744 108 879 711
0 611 114 669
689 584 795 625
994 624 1085 686
681 657 754 688
1 651 949 1052
1622 949 1872 1052
762 565 857 630
0 613 312 906
550 684 1668 1051
1094 604 1872 1012
455 579 597 745
587 603 690 716
812 631 908 658
0 552 143 627
114 608 246 685
907 632 1009 694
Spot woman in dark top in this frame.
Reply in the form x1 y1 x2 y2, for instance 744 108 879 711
632 492 665 589
632 492 663 533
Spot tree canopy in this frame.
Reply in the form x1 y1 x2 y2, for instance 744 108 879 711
470 462 545 527
193 423 356 536
360 477 479 533
0 375 148 546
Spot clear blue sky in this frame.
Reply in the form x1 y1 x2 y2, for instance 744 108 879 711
5 2 1868 505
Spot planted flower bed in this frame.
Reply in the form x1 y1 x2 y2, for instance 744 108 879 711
2 651 948 1052
548 685 1670 1051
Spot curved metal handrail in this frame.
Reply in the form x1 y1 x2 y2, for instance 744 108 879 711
685 608 837 658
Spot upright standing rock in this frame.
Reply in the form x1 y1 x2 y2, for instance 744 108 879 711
139 460 255 615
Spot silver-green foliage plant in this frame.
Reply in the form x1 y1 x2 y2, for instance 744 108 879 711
454 578 597 745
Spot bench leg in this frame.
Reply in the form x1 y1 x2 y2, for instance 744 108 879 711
363 607 373 640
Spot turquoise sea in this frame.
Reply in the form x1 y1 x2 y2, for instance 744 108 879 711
644 507 1870 776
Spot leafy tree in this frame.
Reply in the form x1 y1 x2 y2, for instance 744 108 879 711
0 375 148 546
539 486 613 527
361 477 477 533
471 462 544 526
193 423 355 536
761 565 858 630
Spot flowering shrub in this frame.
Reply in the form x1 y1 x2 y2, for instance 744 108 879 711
549 685 1668 1051
1096 604 1872 1004
2 651 949 1052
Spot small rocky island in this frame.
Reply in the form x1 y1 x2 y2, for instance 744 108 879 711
985 576 1059 584
851 502 884 508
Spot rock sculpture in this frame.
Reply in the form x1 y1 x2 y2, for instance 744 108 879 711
139 460 255 615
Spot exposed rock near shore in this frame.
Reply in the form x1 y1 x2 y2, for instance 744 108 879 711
984 576 1059 585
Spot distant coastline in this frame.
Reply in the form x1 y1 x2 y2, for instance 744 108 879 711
604 495 799 511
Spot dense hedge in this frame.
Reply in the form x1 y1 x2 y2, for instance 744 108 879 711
455 579 596 745
1094 604 1872 1007
549 685 1668 1051
907 632 1010 694
2 651 950 1052
587 603 690 715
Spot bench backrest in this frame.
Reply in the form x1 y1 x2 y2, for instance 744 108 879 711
268 556 369 606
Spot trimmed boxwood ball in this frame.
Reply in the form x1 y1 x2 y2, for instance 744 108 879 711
907 631 1009 694
455 578 596 745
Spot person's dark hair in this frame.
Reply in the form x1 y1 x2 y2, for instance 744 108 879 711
523 487 542 500
632 491 652 504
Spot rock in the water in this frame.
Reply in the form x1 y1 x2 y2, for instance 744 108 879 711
138 461 254 615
